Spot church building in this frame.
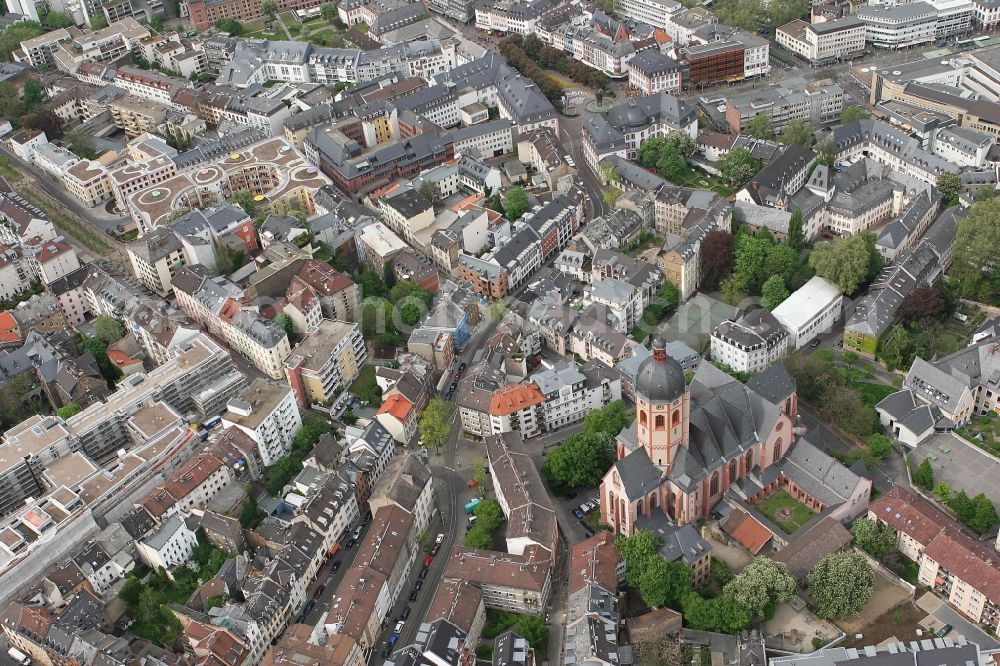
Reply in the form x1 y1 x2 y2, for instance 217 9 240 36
601 338 798 533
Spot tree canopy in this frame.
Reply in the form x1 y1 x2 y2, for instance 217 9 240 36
936 172 962 207
851 517 897 558
808 233 880 295
840 106 870 123
719 148 761 189
807 551 874 619
951 199 1000 303
744 113 775 140
722 557 796 620
761 274 790 310
419 397 451 454
504 188 530 220
778 119 815 147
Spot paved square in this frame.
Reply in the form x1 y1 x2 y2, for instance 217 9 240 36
910 432 1000 506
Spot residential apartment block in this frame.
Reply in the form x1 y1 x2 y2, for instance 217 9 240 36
284 319 367 408
776 16 866 64
222 379 303 467
711 308 790 374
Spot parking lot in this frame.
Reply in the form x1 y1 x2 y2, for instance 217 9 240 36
910 432 1000 506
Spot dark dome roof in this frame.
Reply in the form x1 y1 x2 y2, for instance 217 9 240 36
635 339 685 403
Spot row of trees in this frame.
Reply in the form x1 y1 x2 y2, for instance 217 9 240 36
912 459 999 533
619 531 875 627
498 35 608 106
712 0 808 31
541 401 632 491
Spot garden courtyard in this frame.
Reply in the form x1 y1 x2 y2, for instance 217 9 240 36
755 490 814 535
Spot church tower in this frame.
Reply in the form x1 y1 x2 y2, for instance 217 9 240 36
633 338 690 474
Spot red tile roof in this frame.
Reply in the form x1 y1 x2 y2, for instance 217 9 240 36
923 526 1000 600
869 485 949 545
0 311 21 344
376 394 414 421
728 511 773 555
489 383 544 417
569 532 622 594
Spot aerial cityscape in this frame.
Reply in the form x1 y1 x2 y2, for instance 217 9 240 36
0 0 998 662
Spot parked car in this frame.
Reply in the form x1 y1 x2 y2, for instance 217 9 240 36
394 621 405 634
445 393 453 401
302 599 315 616
410 590 419 601
468 479 478 489
419 566 429 579
312 585 325 599
330 561 341 574
572 507 585 519
345 538 356 549
414 579 423 591
449 382 458 392
435 533 445 544
459 363 467 373
399 606 411 620
937 624 953 637
454 371 462 380
431 543 440 555
382 643 392 658
423 554 434 568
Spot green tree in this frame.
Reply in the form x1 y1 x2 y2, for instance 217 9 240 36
744 113 775 140
120 577 143 607
657 146 689 182
974 187 996 202
779 119 815 147
719 148 761 189
215 243 246 275
472 458 489 498
359 266 389 299
515 615 549 651
850 517 897 558
877 325 911 372
474 499 505 532
89 14 108 29
418 180 440 204
503 187 530 220
665 130 696 157
274 313 294 338
216 18 244 34
913 458 934 491
464 524 492 548
937 172 962 207
807 551 874 619
231 189 257 218
840 106 870 123
787 208 804 251
732 232 772 293
0 21 45 61
82 336 122 387
389 281 433 307
419 397 452 454
541 431 615 490
722 557 797 620
261 0 277 20
761 274 790 310
43 11 73 27
615 530 662 586
638 557 692 609
400 301 422 326
22 78 45 109
637 136 669 168
321 2 338 20
137 587 163 625
57 403 82 418
149 14 165 32
808 235 872 295
952 199 1000 300
934 482 952 502
865 433 892 466
583 400 632 438
0 373 34 425
681 591 751 633
94 315 124 344
840 350 859 367
969 493 998 533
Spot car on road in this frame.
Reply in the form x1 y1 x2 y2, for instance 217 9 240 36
459 363 467 373
420 566 430 579
436 533 445 544
410 589 419 601
330 561 341 575
454 371 462 380
810 338 820 347
449 382 458 392
445 393 453 401
423 554 434 568
399 606 411 621
345 538 356 548
302 600 316 616
572 507 585 519
394 621 405 634
414 579 423 591
468 479 478 489
431 543 441 555
937 624 953 637
382 643 393 658
312 585 325 599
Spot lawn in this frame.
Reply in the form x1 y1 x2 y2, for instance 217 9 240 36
958 412 1000 457
349 364 377 396
851 381 896 407
755 489 814 535
670 167 734 197
0 155 22 183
